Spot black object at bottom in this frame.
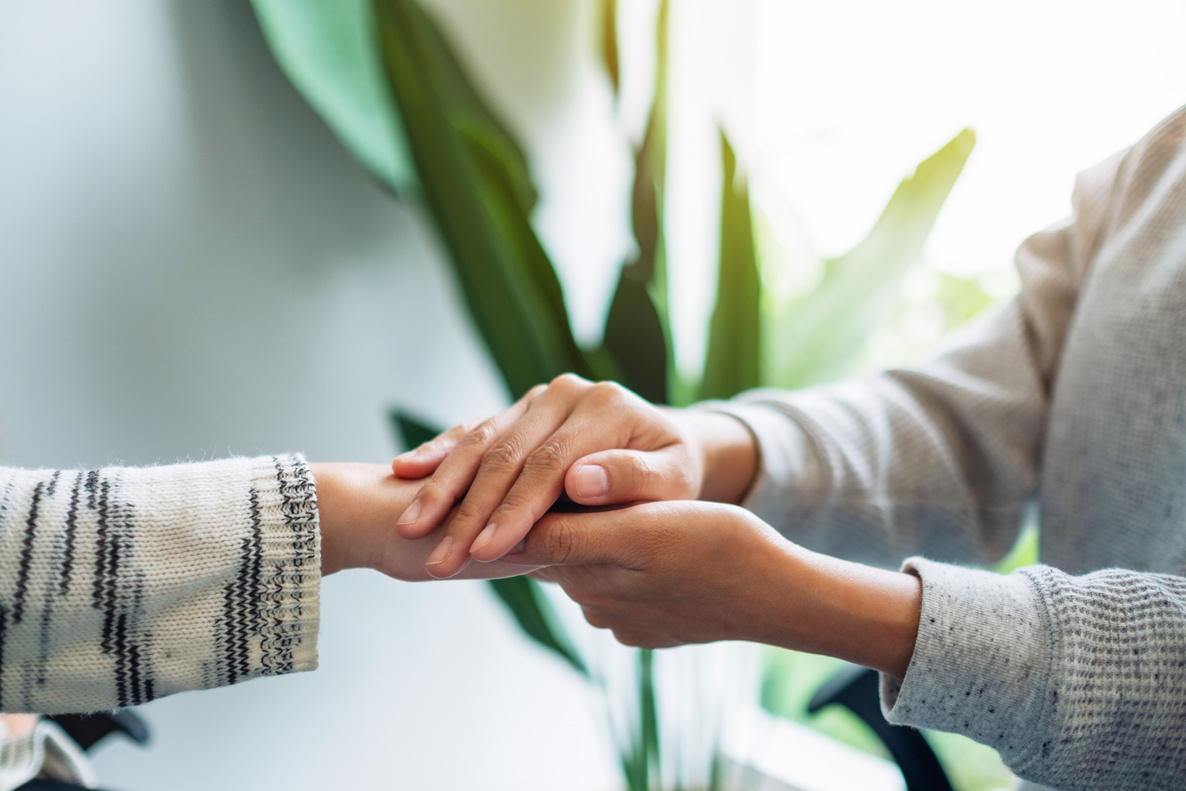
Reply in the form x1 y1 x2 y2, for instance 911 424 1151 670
18 781 114 791
12 710 152 791
46 711 149 752
808 663 954 791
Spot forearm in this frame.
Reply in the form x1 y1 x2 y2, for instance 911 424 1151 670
751 544 922 678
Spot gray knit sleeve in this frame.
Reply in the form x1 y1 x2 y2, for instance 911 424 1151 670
701 146 1120 570
0 454 321 714
883 558 1186 791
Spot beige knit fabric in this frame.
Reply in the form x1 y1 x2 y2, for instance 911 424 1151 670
713 106 1186 790
0 454 320 714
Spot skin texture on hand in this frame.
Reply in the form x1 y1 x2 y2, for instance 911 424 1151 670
309 462 534 581
505 501 922 679
389 374 759 578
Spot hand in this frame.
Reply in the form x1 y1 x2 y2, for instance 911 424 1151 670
506 501 922 678
310 463 537 582
390 374 757 578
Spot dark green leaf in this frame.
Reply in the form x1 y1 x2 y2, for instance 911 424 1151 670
699 129 761 401
389 409 441 450
600 0 673 406
372 0 594 398
487 577 589 677
602 264 669 404
600 0 620 97
767 128 976 389
638 648 660 788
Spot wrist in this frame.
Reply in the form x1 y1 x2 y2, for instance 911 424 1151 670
673 409 758 504
758 547 922 678
311 463 414 575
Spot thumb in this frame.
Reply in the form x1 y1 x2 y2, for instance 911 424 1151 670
505 509 635 568
565 447 698 506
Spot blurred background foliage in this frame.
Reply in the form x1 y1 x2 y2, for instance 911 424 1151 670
249 0 1020 788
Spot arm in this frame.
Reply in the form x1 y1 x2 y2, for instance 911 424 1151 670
0 456 525 714
516 501 1186 790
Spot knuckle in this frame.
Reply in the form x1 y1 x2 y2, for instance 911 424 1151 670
546 521 576 564
549 372 588 394
525 436 569 474
418 478 452 506
484 435 526 474
629 453 657 495
588 380 628 408
450 498 491 527
676 465 699 498
461 421 499 450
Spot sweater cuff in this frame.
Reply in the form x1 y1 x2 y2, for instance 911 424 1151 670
246 454 321 676
879 558 1053 768
693 395 824 529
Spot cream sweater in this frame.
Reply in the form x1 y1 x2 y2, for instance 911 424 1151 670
0 455 319 714
716 107 1186 790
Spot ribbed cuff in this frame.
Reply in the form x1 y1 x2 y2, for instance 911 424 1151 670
880 558 1052 768
247 454 321 676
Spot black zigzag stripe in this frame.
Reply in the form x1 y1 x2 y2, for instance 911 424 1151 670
92 476 113 613
113 611 129 706
37 581 54 688
221 488 264 685
127 576 150 707
13 478 48 624
0 605 8 710
84 469 99 510
243 487 264 676
44 469 61 499
59 471 84 596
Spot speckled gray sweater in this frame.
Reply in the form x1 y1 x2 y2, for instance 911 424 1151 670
715 108 1186 790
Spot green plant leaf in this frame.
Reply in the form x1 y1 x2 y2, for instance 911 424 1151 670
487 577 589 678
602 264 668 404
600 0 620 97
600 0 672 406
389 409 441 450
372 0 596 398
766 127 976 389
249 0 417 195
699 129 761 401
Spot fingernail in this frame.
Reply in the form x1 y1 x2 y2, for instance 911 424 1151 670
398 498 422 527
426 535 453 567
573 465 608 498
471 523 497 557
509 539 526 555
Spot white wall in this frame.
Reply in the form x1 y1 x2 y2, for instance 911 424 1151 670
0 1 621 789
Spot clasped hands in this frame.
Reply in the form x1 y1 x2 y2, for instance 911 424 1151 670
318 375 921 677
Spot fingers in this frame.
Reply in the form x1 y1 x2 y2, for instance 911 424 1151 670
465 381 657 563
393 393 537 540
391 422 471 480
501 508 638 568
421 395 576 577
429 376 637 572
564 446 698 507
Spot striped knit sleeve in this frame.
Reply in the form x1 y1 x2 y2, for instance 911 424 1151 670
0 454 320 714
